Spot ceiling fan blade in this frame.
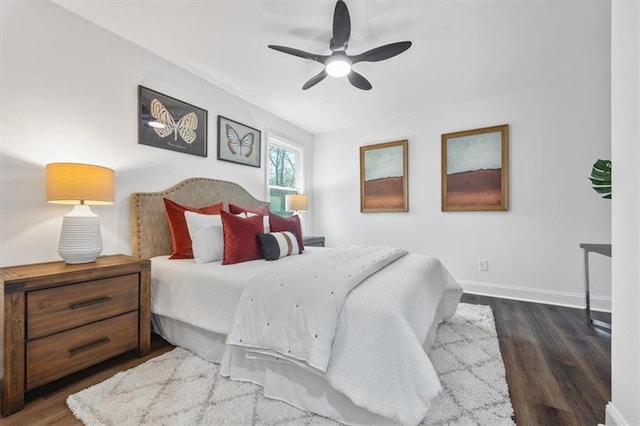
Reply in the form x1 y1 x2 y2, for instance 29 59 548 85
347 70 372 91
331 0 351 51
302 70 328 90
350 41 412 64
268 45 328 64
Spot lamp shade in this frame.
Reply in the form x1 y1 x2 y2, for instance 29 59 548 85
46 163 114 205
285 194 308 212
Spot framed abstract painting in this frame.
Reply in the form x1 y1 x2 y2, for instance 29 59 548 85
217 115 261 168
360 139 408 212
138 86 208 157
441 124 509 211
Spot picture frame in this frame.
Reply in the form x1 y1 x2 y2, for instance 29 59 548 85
217 115 262 168
441 124 509 211
360 139 408 212
138 86 208 157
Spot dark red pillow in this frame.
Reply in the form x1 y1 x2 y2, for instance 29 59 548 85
164 198 224 259
229 203 270 216
269 213 304 251
220 210 265 265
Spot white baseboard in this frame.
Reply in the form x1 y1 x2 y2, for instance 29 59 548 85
459 279 612 312
606 402 629 426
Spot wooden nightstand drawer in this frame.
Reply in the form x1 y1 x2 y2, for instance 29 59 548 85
27 274 139 339
26 311 138 390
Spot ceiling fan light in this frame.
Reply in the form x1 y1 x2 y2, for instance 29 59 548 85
326 58 352 78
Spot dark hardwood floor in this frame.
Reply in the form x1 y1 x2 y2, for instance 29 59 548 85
462 293 611 426
2 294 610 425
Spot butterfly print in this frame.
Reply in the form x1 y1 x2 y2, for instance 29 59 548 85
150 99 198 144
226 124 254 157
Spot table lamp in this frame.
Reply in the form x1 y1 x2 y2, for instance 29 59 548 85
285 194 308 215
46 163 114 264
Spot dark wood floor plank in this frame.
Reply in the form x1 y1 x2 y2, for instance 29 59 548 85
2 294 610 425
461 294 610 426
534 302 611 424
523 302 599 425
546 305 611 404
498 301 581 425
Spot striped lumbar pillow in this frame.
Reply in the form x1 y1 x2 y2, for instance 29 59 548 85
257 231 301 261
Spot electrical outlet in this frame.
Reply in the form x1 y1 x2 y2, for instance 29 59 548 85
478 260 489 272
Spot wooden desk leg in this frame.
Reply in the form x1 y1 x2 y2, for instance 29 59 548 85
2 291 25 417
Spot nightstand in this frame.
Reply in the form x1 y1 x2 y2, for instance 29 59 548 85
303 236 325 247
0 254 151 417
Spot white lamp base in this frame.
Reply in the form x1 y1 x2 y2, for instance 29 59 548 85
58 204 103 264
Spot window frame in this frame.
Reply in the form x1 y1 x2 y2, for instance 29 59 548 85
265 134 305 211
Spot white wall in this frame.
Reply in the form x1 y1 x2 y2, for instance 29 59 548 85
0 0 313 267
608 2 640 425
313 9 612 309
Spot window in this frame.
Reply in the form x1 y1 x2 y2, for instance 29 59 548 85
267 136 303 216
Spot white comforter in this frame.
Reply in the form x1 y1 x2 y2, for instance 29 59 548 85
322 253 461 425
227 245 407 373
151 248 462 426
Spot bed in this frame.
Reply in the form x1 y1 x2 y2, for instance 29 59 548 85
131 177 463 426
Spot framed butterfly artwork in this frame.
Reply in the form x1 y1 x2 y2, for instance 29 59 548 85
138 86 208 157
217 115 262 168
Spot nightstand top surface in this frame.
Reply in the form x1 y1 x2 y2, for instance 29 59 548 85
0 254 149 292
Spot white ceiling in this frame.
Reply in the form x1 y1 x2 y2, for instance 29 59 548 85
52 0 608 135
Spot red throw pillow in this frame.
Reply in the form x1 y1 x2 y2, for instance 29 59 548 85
164 198 223 259
229 203 270 216
269 213 304 251
220 210 265 265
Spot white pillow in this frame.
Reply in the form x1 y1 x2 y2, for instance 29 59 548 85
184 211 224 263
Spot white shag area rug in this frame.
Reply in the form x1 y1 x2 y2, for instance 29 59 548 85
67 303 514 425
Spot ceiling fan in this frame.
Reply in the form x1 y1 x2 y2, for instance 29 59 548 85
268 0 412 91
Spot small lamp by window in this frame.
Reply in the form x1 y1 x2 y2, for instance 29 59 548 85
46 163 114 264
285 194 308 215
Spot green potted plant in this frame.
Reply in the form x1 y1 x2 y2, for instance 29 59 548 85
589 159 612 199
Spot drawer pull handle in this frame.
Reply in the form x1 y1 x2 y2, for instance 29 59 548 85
69 338 111 356
70 297 112 310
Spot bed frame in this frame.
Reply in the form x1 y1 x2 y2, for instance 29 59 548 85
130 177 268 259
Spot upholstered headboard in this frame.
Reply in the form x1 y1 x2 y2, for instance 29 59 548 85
130 177 268 259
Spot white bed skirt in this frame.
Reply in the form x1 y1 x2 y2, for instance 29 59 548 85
152 301 449 426
152 314 392 424
152 314 227 362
